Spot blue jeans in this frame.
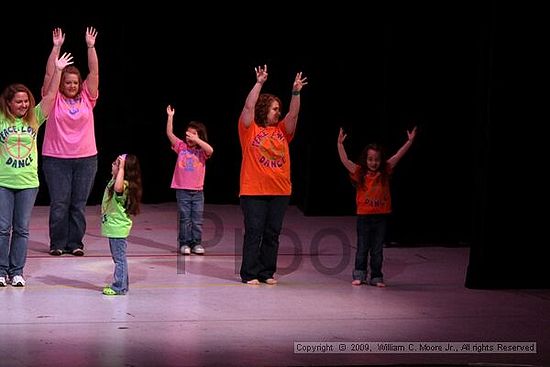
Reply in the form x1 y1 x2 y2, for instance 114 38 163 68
240 195 289 282
109 238 129 294
176 189 204 248
42 156 97 252
0 187 38 278
353 214 388 283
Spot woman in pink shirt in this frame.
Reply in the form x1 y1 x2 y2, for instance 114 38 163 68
41 27 99 256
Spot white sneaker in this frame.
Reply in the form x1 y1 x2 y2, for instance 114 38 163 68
191 245 205 255
11 275 26 287
0 276 6 287
180 245 191 255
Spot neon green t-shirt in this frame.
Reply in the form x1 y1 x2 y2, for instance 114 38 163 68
0 105 45 189
101 179 133 238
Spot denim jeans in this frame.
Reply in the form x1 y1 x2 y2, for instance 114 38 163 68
353 214 388 283
176 189 204 248
42 156 97 252
240 195 289 282
109 237 129 294
0 187 38 278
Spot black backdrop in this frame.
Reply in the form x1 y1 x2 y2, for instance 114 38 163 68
1 2 547 288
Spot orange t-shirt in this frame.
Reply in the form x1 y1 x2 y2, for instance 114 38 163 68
238 119 293 195
353 168 392 215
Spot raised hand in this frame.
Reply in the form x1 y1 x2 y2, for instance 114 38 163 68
293 72 308 92
118 154 127 166
55 52 74 70
52 28 65 47
338 127 347 144
166 105 175 118
86 27 98 48
255 65 268 84
407 126 417 141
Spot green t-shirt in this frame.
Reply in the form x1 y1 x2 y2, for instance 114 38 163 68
101 179 133 238
0 105 46 189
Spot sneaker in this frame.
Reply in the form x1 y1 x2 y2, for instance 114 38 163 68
102 286 118 296
0 276 6 287
180 245 191 255
49 249 63 256
72 248 84 256
191 244 205 255
11 275 26 287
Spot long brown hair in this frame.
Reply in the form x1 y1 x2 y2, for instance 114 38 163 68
354 144 388 187
0 84 38 130
107 154 143 215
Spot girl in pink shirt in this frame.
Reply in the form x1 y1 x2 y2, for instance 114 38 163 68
166 105 213 255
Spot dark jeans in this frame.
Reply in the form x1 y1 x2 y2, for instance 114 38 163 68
353 214 388 283
240 195 289 282
42 156 97 252
0 187 38 278
176 189 204 248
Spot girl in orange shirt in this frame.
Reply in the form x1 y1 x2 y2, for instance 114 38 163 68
337 126 417 287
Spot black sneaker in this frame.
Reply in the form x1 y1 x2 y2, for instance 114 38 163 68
72 248 85 256
49 249 63 256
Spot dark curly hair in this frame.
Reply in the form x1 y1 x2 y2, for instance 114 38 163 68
188 121 208 142
254 93 282 127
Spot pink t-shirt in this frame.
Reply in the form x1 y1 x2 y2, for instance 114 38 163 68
42 81 98 158
170 139 208 190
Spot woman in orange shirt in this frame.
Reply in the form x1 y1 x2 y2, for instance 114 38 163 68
238 65 307 285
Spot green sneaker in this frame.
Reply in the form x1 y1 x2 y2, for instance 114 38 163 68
102 286 118 296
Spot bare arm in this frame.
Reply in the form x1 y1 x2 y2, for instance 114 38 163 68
114 155 126 194
84 27 99 98
41 28 64 96
40 53 74 116
283 72 308 135
186 132 214 157
165 105 179 146
386 126 417 169
337 128 358 173
239 65 267 128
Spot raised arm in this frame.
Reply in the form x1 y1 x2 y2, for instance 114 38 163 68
165 105 179 147
41 28 65 96
386 126 417 169
337 128 358 173
114 154 126 194
84 27 99 98
40 53 74 115
239 65 268 128
283 72 308 135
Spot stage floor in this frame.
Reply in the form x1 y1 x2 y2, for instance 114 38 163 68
1 203 548 366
